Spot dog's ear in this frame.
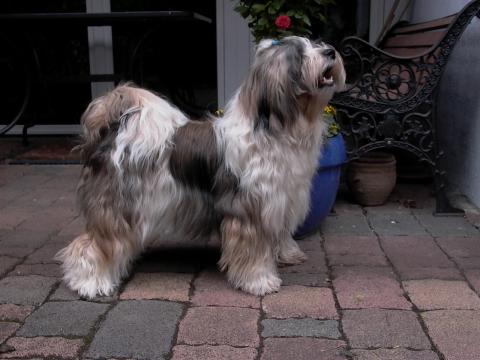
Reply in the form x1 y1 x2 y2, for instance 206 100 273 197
240 38 307 131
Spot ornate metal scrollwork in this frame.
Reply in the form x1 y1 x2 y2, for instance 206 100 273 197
377 113 403 138
374 62 417 102
334 39 435 112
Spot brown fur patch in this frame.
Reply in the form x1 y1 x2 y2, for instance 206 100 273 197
169 120 240 237
169 120 220 192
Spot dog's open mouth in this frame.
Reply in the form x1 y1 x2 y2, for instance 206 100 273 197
319 65 335 87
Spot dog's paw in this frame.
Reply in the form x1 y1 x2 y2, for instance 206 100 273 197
65 276 116 300
277 239 308 266
56 234 122 300
240 273 282 296
277 248 307 266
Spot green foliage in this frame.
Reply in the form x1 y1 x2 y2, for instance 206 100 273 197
234 0 336 42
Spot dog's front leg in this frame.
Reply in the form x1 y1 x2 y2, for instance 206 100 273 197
219 216 281 296
276 232 307 266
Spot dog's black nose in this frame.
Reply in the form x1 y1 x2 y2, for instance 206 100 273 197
323 48 336 59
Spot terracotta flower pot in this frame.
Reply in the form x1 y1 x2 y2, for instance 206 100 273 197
347 152 396 206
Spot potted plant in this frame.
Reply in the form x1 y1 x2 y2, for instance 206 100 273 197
233 0 345 238
234 0 335 42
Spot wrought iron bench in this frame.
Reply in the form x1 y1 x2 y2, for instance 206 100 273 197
331 0 480 214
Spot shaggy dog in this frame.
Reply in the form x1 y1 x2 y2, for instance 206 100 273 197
57 36 345 298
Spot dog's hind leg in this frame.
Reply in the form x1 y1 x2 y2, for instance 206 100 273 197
219 217 281 296
56 230 139 299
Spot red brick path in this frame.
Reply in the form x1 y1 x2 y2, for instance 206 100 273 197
1 165 480 359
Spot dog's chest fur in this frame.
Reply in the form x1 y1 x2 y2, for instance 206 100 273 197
216 115 326 233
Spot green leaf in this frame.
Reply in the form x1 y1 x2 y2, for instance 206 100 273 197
271 0 284 10
258 17 268 26
251 4 266 13
279 29 293 37
317 13 327 23
294 24 312 33
234 5 249 17
301 14 311 26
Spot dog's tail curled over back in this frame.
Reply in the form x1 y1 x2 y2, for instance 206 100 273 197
77 83 189 168
76 83 142 162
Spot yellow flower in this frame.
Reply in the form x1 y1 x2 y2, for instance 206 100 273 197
323 105 336 115
215 109 225 117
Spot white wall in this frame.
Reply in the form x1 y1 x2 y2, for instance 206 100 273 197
216 0 253 108
410 0 480 207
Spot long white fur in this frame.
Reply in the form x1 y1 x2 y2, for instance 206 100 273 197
57 36 345 298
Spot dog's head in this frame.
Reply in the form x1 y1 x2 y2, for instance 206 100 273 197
239 36 345 131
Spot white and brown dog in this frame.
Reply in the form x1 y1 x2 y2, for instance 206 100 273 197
57 36 345 298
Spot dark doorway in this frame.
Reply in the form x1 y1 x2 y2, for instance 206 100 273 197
0 0 217 135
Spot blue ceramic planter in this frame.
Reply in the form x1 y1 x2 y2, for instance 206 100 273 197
294 133 346 239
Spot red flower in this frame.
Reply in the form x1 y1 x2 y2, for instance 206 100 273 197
275 15 291 30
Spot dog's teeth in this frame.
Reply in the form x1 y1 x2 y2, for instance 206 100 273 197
321 76 334 85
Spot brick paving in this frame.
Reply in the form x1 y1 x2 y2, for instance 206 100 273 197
171 345 257 360
261 338 347 360
191 270 260 308
351 349 440 360
422 310 480 360
120 272 193 302
332 266 411 309
404 279 480 310
0 165 480 359
262 285 338 319
86 300 184 360
342 309 431 349
261 318 341 338
17 301 109 337
177 307 259 347
2 336 83 359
